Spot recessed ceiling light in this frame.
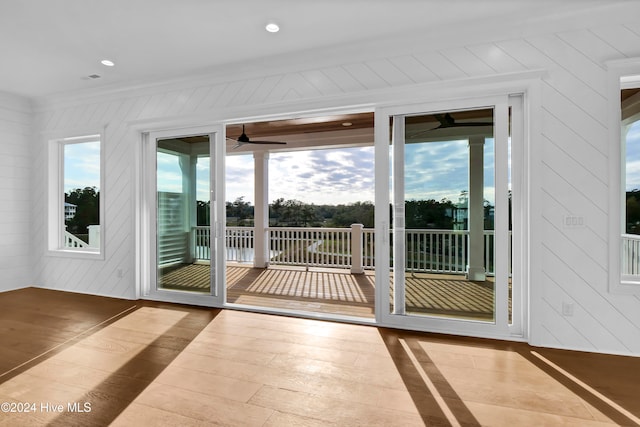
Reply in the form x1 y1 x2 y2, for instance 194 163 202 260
101 59 115 67
265 23 280 33
342 122 353 127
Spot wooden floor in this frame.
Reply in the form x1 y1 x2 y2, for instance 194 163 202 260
226 265 376 318
1 288 639 426
162 263 502 320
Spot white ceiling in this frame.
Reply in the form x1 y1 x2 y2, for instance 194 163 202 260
0 0 629 99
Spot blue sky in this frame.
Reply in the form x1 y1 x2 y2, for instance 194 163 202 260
154 140 499 206
63 140 100 193
226 140 497 206
403 139 496 204
626 121 640 191
67 121 640 205
226 147 376 205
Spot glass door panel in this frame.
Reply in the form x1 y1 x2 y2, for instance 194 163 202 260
156 135 211 293
378 97 520 337
394 108 496 321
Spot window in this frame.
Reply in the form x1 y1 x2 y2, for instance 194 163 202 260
608 57 640 292
622 84 640 278
48 134 104 257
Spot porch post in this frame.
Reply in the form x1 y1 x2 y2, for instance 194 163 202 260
467 136 486 281
350 223 364 274
179 155 197 264
254 152 269 268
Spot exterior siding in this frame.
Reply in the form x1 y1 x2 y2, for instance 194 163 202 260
30 16 640 354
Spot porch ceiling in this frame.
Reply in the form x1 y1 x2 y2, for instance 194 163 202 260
224 108 495 153
174 108 495 153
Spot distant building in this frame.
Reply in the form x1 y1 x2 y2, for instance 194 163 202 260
65 202 77 220
453 192 468 230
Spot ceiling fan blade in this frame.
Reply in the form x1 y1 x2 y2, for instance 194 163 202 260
407 125 441 138
228 124 287 146
450 122 493 127
408 121 493 138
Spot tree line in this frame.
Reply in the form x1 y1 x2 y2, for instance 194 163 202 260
627 190 640 234
67 188 498 234
218 196 496 229
221 197 375 228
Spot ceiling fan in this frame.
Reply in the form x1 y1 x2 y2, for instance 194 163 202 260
433 113 492 129
409 113 493 138
227 124 287 149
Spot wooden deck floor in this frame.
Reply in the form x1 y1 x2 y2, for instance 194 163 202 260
1 288 639 426
227 265 376 318
161 263 504 320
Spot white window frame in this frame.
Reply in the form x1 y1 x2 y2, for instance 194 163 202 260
47 132 105 259
607 57 640 293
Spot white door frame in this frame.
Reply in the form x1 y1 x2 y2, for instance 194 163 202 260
139 124 226 307
130 71 537 337
374 94 527 340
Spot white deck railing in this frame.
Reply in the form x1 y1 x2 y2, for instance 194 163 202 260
363 228 375 270
194 226 257 263
269 227 353 268
404 229 497 275
190 226 507 275
622 234 640 275
64 231 89 248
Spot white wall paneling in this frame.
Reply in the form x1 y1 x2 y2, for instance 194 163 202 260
0 92 32 291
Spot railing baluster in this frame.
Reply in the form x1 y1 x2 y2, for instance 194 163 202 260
446 231 450 272
187 226 524 278
622 234 640 276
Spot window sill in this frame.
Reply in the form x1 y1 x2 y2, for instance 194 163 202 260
46 249 104 261
611 276 640 295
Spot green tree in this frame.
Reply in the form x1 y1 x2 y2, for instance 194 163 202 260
404 199 455 229
269 198 320 226
65 187 99 238
627 190 640 234
328 201 374 228
226 196 254 225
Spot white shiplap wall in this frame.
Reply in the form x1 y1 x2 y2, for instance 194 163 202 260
0 92 32 291
31 18 640 355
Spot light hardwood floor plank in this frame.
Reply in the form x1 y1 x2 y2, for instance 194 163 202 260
1 287 639 426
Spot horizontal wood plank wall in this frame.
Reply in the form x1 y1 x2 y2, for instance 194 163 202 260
31 16 640 355
0 92 32 292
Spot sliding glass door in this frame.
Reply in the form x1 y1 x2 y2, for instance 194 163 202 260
376 96 524 338
145 126 225 306
156 135 212 293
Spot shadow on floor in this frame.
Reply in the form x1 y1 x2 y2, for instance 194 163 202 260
48 302 221 426
379 328 481 426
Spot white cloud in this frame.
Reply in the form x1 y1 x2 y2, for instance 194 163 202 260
268 147 375 205
222 140 501 206
64 141 101 192
135 136 506 207
226 155 254 203
404 140 468 202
